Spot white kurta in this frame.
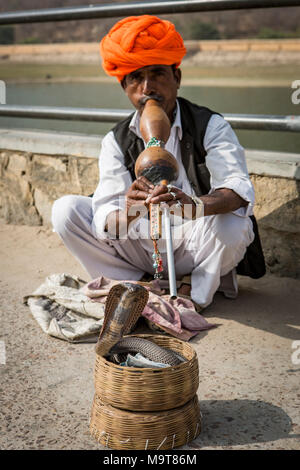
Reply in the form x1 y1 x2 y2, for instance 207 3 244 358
52 100 255 307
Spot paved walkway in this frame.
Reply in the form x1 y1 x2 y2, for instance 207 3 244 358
0 221 299 450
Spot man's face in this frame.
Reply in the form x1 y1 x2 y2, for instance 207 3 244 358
122 65 181 121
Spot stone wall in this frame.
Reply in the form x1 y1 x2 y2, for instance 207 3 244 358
0 128 101 225
1 39 299 66
251 175 299 279
0 150 98 226
0 129 299 279
183 39 300 66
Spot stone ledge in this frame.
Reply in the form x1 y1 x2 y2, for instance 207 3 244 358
0 128 299 180
245 149 300 180
0 128 102 159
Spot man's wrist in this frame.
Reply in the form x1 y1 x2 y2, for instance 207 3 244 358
190 195 204 219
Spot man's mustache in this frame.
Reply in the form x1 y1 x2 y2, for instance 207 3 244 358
139 94 163 106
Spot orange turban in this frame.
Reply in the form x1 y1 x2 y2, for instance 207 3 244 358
100 15 186 82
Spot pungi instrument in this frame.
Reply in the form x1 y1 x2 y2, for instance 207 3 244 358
135 99 179 298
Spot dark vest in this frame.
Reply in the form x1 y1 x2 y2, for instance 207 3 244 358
113 96 266 279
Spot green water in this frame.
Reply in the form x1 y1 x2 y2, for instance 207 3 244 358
1 82 299 153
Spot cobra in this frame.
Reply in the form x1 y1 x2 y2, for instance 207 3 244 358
95 282 184 367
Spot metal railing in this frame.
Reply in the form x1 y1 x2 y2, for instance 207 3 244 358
1 105 300 132
0 0 300 25
1 0 300 24
0 0 299 134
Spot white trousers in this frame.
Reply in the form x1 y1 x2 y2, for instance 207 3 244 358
51 195 254 308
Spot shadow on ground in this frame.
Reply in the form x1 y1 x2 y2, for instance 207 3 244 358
202 275 300 341
188 399 300 449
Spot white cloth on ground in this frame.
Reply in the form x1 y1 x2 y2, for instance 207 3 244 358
23 273 105 343
24 273 216 343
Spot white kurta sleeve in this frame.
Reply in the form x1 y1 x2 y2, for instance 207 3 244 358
203 114 255 217
91 131 133 239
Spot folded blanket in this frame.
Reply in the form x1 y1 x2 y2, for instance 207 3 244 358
82 276 216 341
24 273 216 343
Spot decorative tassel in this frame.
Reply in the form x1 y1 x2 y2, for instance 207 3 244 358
152 240 163 280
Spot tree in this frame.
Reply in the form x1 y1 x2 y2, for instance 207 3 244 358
188 21 221 40
0 26 15 44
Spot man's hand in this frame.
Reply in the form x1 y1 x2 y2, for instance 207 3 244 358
147 185 248 218
126 176 154 219
146 184 196 219
105 176 154 237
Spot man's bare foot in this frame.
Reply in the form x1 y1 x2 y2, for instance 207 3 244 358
177 283 191 297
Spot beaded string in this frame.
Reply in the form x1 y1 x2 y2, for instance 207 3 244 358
152 239 163 280
147 137 165 280
150 204 163 279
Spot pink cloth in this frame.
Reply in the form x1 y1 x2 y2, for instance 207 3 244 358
81 277 216 341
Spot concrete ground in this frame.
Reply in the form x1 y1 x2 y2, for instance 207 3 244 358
0 220 299 450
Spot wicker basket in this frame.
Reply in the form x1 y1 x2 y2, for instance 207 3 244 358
94 334 199 411
90 394 201 450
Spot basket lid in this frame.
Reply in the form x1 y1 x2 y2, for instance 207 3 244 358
95 282 149 357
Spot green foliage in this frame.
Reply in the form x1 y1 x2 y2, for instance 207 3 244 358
0 26 15 45
257 27 300 39
294 28 300 38
21 37 44 44
187 21 221 40
258 28 287 39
